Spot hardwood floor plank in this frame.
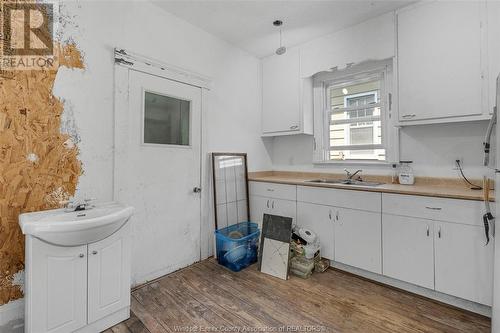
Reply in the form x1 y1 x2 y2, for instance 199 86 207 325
107 258 490 333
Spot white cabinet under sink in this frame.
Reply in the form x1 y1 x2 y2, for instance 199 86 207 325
25 222 131 333
29 241 88 333
296 202 334 259
20 203 134 333
334 207 382 274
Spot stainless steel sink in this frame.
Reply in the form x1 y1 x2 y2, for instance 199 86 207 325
306 179 384 187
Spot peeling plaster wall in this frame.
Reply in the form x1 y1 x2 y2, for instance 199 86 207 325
0 39 84 309
1 0 272 325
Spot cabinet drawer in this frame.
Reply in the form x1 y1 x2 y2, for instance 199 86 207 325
382 194 485 226
297 186 381 212
249 181 296 201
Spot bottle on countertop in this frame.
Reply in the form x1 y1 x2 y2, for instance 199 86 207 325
398 161 415 185
391 163 399 184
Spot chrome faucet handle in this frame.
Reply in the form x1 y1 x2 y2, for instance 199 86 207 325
343 168 352 178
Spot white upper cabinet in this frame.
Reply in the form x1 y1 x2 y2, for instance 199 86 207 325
488 1 500 112
397 1 489 124
261 48 313 136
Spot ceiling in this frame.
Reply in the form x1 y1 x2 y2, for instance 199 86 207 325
153 0 413 58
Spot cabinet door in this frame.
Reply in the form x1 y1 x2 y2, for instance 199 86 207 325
398 1 483 121
31 239 87 333
262 48 301 133
335 208 382 274
297 202 334 259
270 198 297 223
250 195 270 229
435 221 494 305
88 223 131 323
382 214 434 289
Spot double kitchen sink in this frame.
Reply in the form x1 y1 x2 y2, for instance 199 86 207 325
306 179 384 187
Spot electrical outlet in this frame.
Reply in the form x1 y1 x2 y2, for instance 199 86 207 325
453 158 463 170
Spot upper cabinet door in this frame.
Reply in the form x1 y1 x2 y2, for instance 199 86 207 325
30 239 87 333
262 48 313 135
88 223 131 323
397 1 485 123
434 221 494 306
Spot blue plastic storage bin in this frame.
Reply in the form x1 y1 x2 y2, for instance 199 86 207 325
215 222 260 272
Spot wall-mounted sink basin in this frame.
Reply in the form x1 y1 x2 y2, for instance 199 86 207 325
306 179 384 187
19 202 134 246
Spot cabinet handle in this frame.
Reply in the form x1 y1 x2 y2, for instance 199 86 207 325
266 188 274 192
290 125 299 130
328 210 332 220
426 226 430 237
266 200 269 208
425 206 442 211
78 253 85 258
438 227 442 239
271 200 275 209
402 114 416 119
336 211 339 221
92 250 98 255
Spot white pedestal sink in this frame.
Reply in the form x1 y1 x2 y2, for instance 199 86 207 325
19 202 134 333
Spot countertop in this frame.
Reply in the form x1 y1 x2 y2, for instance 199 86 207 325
248 171 494 202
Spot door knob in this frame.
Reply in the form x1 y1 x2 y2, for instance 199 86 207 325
193 187 202 193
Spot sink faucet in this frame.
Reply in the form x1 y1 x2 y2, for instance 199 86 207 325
344 168 363 180
63 198 95 212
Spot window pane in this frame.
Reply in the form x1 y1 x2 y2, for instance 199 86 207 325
144 91 190 145
327 76 383 161
330 148 386 161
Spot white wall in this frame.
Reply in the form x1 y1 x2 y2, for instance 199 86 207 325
272 121 489 178
0 1 272 328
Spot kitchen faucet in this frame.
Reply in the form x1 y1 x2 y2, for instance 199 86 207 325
344 168 363 180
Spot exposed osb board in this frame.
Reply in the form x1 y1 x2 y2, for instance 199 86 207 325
0 5 85 304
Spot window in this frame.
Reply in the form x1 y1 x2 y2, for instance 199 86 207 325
143 91 190 146
313 60 397 163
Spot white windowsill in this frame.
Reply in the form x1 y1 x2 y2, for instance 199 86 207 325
312 159 393 167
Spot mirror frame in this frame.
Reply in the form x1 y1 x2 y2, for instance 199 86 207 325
211 152 250 230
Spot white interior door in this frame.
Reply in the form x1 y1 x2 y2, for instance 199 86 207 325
116 69 202 285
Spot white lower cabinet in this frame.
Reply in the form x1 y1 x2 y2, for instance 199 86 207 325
335 207 382 274
249 195 296 228
382 214 434 289
30 241 88 333
26 223 131 333
296 202 334 259
88 223 131 323
434 221 494 306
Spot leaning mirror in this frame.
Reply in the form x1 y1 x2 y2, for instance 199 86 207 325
212 153 249 229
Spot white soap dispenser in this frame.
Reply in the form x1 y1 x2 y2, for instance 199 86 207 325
398 161 415 185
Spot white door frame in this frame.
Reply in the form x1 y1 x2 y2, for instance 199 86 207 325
113 48 213 263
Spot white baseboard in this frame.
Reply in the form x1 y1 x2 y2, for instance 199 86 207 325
0 299 25 332
331 261 491 317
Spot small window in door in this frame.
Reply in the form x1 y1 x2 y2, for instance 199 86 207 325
143 91 190 146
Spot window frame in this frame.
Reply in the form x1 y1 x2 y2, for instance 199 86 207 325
312 59 399 165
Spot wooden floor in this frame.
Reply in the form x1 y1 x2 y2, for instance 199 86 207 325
105 258 490 333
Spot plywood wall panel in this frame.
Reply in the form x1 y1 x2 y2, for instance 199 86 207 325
0 43 84 305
